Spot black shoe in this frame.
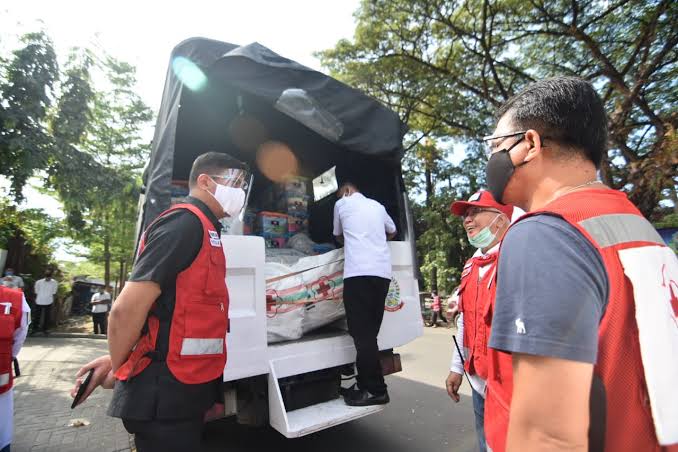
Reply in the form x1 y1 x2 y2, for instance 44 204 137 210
344 389 390 407
339 383 359 398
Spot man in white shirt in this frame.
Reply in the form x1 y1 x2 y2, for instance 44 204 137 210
446 190 518 452
333 182 396 407
34 270 58 335
0 286 30 452
90 286 112 335
0 269 24 290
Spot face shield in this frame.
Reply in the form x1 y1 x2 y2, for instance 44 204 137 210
207 168 254 231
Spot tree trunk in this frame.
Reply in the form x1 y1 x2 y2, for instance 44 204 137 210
431 266 438 294
424 166 434 208
104 234 111 287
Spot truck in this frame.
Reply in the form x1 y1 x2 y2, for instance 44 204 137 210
137 37 423 438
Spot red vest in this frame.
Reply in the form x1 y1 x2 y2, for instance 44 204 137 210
485 189 678 452
0 286 23 394
115 203 229 385
458 253 498 380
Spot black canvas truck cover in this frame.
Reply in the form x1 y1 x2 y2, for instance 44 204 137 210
141 37 409 243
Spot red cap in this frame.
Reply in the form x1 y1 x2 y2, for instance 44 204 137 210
450 190 514 218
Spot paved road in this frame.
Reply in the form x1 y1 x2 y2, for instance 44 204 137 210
13 327 477 452
202 326 478 452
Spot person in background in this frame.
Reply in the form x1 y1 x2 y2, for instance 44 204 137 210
483 76 678 452
90 286 111 335
428 291 447 328
33 270 58 336
334 182 397 407
446 190 515 452
0 269 24 291
0 285 31 452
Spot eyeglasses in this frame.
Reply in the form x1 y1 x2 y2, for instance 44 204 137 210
481 130 527 157
463 207 502 219
206 169 250 191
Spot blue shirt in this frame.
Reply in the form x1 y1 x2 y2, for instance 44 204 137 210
489 214 609 363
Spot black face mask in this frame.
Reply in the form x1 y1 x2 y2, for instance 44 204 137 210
486 150 516 204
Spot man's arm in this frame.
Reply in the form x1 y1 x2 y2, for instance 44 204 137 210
507 354 592 452
12 296 30 357
383 206 397 240
108 281 161 372
333 202 344 244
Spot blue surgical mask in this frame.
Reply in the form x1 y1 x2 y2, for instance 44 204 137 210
467 215 501 249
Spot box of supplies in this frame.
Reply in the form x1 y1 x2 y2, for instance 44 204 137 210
287 216 309 235
265 237 287 249
281 177 309 197
257 212 288 237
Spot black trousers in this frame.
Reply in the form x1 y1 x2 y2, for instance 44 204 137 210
430 310 447 325
35 304 52 332
92 312 108 335
122 417 204 452
343 276 391 395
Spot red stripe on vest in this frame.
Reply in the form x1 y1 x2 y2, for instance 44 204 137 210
0 286 23 394
485 189 676 452
115 203 229 385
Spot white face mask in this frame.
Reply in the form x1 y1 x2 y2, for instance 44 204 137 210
211 181 246 218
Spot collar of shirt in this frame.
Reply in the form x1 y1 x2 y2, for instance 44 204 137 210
185 196 222 232
337 192 366 206
472 242 500 258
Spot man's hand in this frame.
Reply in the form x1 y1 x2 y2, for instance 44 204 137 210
446 371 463 402
70 355 115 407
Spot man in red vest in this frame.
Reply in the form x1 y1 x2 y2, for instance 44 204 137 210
446 190 514 452
0 285 31 452
482 76 678 452
69 152 250 452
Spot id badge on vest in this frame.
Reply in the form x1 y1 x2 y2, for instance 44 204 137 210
208 230 221 247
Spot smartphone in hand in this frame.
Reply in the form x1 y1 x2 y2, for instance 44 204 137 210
71 368 95 409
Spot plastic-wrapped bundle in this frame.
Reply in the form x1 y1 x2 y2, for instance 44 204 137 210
265 249 346 343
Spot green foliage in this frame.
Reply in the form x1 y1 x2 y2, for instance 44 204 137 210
0 199 64 264
59 259 106 280
654 213 678 229
320 0 678 291
0 31 59 200
1 30 153 285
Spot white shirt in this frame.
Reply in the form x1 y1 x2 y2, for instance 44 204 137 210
449 244 500 397
34 278 58 306
1 295 30 449
333 193 397 280
90 292 111 313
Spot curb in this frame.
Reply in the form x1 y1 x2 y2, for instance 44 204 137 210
30 332 109 340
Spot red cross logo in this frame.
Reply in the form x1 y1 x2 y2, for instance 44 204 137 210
313 278 334 300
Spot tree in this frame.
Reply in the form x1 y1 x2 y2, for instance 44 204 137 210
0 31 59 200
319 0 677 292
1 31 153 287
319 0 678 218
0 199 64 277
54 54 152 286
